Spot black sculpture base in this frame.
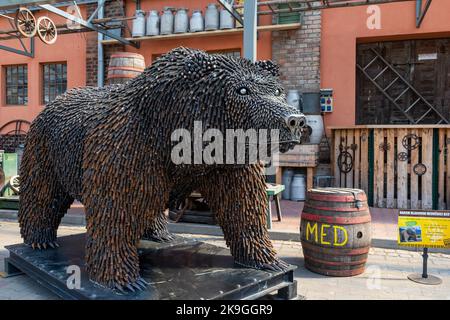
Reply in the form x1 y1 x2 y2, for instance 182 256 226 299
5 233 298 300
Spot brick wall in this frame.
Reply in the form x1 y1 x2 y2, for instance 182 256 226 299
0 135 26 153
85 0 126 87
272 9 322 92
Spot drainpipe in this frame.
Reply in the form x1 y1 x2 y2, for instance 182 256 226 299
415 0 422 27
97 0 104 87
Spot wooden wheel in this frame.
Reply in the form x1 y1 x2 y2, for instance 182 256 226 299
37 16 57 45
9 175 20 194
15 7 37 38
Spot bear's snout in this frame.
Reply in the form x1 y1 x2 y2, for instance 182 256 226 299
285 114 306 131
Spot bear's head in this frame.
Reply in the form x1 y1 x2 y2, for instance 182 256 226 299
139 47 306 155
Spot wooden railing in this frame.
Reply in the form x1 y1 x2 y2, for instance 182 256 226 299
331 125 450 210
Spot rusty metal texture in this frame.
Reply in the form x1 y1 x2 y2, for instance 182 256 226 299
17 47 304 293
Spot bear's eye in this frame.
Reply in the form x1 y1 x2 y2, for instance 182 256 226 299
274 89 281 96
238 87 249 96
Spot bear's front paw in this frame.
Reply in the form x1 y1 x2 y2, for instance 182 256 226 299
141 229 174 243
235 258 291 272
27 241 60 250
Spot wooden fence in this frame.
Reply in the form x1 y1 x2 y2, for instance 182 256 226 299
331 126 450 210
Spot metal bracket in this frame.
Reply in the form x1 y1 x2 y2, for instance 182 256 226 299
0 34 34 57
416 0 432 28
86 0 105 24
38 3 138 48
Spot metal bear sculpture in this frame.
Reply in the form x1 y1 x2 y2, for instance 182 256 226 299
18 47 305 292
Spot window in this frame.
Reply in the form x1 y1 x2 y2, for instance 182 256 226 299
5 65 28 105
42 63 67 104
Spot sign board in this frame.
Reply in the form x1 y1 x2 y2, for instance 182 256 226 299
418 53 438 61
398 210 450 249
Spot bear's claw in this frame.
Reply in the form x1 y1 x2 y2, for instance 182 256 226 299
142 231 175 243
113 277 149 295
30 241 59 250
236 258 291 272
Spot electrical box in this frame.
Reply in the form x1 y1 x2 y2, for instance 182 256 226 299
320 88 333 113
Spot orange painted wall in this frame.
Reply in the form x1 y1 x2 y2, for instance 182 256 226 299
0 7 87 132
122 0 273 63
321 0 450 130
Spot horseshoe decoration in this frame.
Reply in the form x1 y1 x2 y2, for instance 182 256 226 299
37 16 57 45
402 133 421 151
15 7 37 38
338 151 353 173
413 163 427 176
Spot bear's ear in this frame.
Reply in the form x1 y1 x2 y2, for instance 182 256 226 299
183 51 219 81
255 60 280 77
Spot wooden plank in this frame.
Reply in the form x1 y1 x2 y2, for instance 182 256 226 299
345 130 354 188
374 128 385 208
410 129 420 209
275 166 282 185
334 130 342 187
307 167 314 191
447 128 450 209
421 128 433 209
396 128 408 209
438 129 446 209
360 129 369 194
386 129 395 208
353 129 361 189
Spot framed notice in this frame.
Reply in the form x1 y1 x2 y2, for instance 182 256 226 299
398 210 450 249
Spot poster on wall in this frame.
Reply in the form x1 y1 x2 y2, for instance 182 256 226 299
398 210 450 249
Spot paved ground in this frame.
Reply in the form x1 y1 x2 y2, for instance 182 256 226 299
0 220 449 300
65 200 400 240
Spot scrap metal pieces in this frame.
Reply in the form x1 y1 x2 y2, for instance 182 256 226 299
18 47 299 292
402 133 421 151
337 151 353 173
379 141 391 151
413 163 427 176
397 152 408 162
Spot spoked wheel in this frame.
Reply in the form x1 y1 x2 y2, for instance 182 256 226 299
37 16 57 44
9 175 20 194
15 7 37 38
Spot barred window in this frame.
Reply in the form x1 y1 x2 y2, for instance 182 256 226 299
42 63 67 104
5 65 28 105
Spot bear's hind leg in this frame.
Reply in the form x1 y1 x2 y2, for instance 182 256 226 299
141 210 174 242
19 179 72 249
84 201 149 293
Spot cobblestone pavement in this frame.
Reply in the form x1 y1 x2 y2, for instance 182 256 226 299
1 221 449 300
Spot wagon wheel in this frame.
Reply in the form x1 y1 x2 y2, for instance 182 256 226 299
15 7 37 38
37 16 57 45
9 175 20 194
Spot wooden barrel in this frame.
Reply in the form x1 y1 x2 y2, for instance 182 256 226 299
300 188 371 277
107 52 145 84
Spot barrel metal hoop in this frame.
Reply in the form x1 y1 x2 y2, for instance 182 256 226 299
303 254 368 267
107 66 145 72
306 193 367 203
301 212 371 224
303 204 370 213
110 53 145 58
305 264 366 277
301 241 370 256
